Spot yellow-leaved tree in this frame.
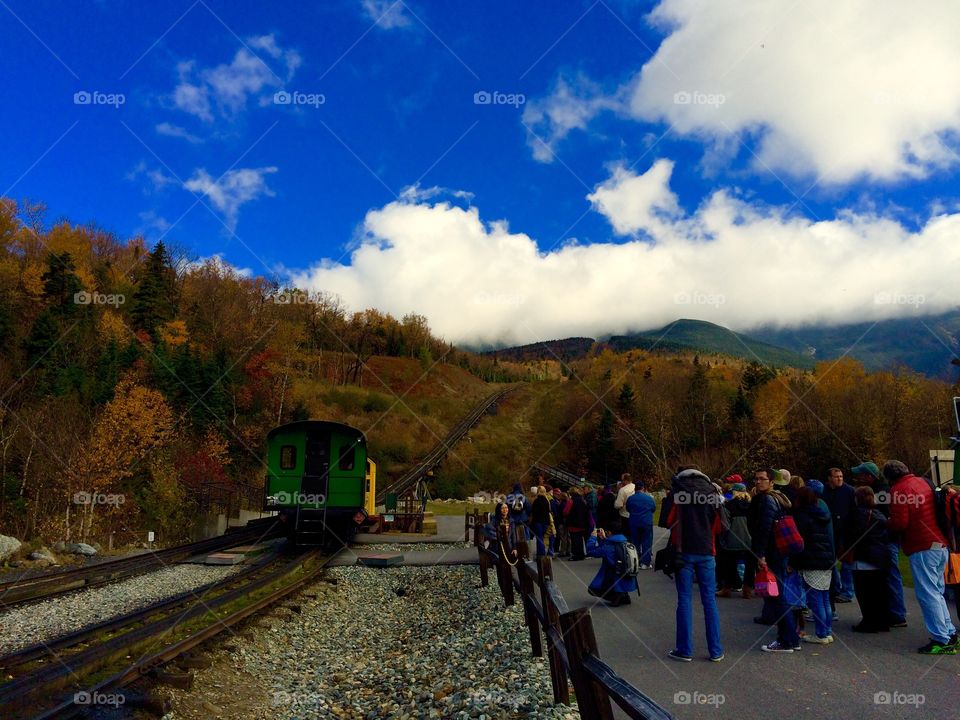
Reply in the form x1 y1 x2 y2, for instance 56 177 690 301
72 378 175 541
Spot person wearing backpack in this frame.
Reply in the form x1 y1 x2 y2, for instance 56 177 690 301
626 480 657 569
586 527 638 606
884 460 958 654
665 466 725 662
749 469 800 652
504 483 532 539
716 484 752 597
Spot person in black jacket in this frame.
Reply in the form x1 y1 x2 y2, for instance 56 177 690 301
749 470 800 653
792 485 835 643
847 486 891 633
823 468 857 604
666 467 725 662
596 485 619 533
716 485 751 597
851 461 907 626
530 487 552 556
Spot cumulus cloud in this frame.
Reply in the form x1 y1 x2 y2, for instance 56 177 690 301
586 159 681 236
361 0 412 29
522 75 623 162
183 167 277 231
528 0 960 182
155 122 202 143
171 35 301 122
289 168 960 346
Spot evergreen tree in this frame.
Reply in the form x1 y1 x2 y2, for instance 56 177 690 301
131 241 177 335
41 252 83 316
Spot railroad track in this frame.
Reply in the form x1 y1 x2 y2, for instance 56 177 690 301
376 385 521 504
532 462 597 489
0 518 283 608
0 542 341 720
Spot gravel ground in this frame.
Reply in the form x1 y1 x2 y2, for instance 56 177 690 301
232 550 580 720
0 563 244 654
350 542 472 553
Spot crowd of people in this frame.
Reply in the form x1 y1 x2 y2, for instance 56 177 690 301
484 459 960 663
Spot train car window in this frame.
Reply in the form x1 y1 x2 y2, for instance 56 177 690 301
280 445 297 470
339 444 356 471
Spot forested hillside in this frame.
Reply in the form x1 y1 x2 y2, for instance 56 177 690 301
0 199 519 544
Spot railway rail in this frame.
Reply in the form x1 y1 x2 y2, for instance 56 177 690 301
376 385 520 504
0 518 283 608
1 542 340 720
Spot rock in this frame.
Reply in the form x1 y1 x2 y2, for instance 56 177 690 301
27 548 58 564
0 534 21 560
52 541 67 552
63 542 97 556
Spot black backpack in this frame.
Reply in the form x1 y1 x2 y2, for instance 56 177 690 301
924 477 959 551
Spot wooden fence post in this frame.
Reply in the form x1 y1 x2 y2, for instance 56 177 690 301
537 556 569 705
559 607 614 720
518 561 543 658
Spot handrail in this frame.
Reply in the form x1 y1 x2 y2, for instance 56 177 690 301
473 518 675 720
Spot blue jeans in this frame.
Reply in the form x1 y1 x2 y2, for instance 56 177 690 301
768 555 799 646
832 561 855 600
531 522 548 556
632 524 654 566
674 554 723 658
886 542 907 621
804 582 833 638
909 548 957 644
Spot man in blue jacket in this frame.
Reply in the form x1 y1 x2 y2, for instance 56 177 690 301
626 481 657 568
586 527 638 606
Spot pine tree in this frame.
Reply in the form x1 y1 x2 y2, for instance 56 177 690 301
131 242 177 335
41 251 83 316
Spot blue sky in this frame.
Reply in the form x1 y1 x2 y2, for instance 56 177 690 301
3 1 960 345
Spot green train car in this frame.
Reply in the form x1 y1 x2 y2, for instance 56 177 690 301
264 420 371 546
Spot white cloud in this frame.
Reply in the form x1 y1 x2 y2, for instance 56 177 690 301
126 162 178 192
135 210 172 239
586 159 681 236
289 164 960 346
528 1 960 182
171 35 301 122
183 167 277 230
361 0 412 29
522 75 623 162
155 122 202 143
180 253 255 279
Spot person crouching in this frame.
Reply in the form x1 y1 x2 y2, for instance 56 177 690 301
586 527 637 606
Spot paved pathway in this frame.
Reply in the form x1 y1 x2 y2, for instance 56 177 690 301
550 528 960 719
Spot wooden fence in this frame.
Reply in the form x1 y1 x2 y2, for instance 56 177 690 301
470 514 675 720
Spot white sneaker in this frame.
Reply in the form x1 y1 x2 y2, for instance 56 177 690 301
639 564 652 570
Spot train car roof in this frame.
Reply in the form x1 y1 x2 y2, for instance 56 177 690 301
266 420 367 443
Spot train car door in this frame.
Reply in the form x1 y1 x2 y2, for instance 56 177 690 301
300 428 330 503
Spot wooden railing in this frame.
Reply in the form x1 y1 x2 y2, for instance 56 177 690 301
470 517 675 720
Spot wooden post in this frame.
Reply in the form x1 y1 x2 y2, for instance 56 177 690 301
537 556 569 705
559 608 614 720
518 560 543 658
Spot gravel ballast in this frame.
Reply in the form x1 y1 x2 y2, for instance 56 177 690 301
240 550 580 719
0 563 243 654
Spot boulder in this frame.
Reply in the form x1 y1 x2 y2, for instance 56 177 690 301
28 548 58 564
52 541 67 552
64 542 97 556
0 534 21 561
